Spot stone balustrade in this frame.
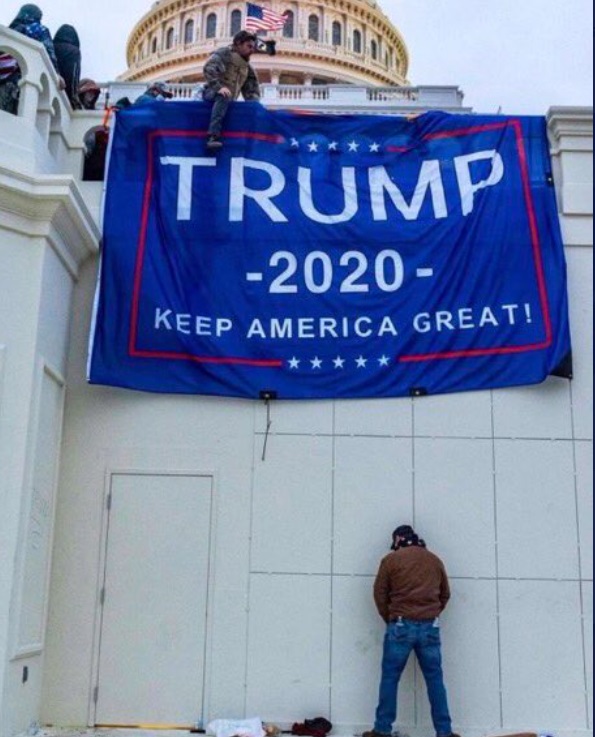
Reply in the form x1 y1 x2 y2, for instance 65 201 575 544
98 81 468 113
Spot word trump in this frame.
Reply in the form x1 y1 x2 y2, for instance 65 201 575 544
160 151 504 224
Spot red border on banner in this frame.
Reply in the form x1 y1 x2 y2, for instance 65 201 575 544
399 119 552 362
127 122 552 367
128 130 284 367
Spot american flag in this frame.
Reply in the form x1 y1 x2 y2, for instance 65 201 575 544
245 2 287 31
0 53 19 81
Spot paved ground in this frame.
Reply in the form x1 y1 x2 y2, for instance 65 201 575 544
22 732 360 737
27 732 249 737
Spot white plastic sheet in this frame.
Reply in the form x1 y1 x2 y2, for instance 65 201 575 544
207 718 266 737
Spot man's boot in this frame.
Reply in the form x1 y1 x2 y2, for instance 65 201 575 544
206 135 223 150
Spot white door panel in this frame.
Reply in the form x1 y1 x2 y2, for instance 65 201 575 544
96 473 212 726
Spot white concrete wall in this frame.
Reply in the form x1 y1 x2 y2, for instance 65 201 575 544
0 229 45 735
0 212 96 737
38 109 593 736
0 28 100 736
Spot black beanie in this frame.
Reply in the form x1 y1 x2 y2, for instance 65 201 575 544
391 524 426 550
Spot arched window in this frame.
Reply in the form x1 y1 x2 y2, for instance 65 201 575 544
353 29 362 53
184 19 194 44
151 37 158 53
282 10 294 38
331 21 341 46
206 13 217 38
308 14 319 41
165 27 175 49
230 9 242 36
370 39 377 59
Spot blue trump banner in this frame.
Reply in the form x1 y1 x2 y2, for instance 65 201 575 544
88 103 571 399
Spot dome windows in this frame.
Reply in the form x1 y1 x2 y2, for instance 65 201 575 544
206 13 217 38
353 29 362 53
184 19 194 44
283 10 294 38
230 9 241 36
332 21 342 46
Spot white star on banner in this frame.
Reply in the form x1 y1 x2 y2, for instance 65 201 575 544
378 355 390 366
328 141 339 151
347 140 359 152
290 137 299 148
288 357 300 369
311 356 323 369
308 141 319 152
355 355 368 368
333 356 345 369
369 142 380 152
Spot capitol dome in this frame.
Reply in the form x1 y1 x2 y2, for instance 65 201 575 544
120 0 410 87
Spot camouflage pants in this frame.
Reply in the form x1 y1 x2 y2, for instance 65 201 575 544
202 88 231 136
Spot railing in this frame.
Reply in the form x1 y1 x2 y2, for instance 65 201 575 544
367 87 419 102
96 81 467 112
263 85 330 102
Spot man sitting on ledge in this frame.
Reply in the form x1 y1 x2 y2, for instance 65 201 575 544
201 30 261 151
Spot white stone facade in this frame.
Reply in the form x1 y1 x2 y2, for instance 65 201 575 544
121 0 409 87
0 26 593 737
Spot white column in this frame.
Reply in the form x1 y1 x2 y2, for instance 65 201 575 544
17 78 41 120
548 107 594 246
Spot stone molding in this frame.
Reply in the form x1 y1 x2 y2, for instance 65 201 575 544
548 106 594 152
0 167 100 278
547 106 594 248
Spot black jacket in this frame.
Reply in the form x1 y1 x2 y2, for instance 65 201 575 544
53 24 81 108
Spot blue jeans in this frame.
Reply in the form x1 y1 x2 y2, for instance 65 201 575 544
374 618 452 736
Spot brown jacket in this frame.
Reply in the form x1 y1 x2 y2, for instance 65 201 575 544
373 545 450 622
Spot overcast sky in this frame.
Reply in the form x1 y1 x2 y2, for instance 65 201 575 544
3 0 593 114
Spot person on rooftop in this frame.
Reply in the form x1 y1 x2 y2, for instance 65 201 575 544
53 24 82 109
133 80 174 105
201 30 261 151
78 78 101 110
0 4 63 114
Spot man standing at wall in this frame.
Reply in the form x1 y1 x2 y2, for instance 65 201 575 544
364 525 459 737
201 30 260 150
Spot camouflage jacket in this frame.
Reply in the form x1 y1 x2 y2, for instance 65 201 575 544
202 46 260 101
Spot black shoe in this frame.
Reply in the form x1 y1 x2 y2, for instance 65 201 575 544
362 731 391 737
206 135 223 150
